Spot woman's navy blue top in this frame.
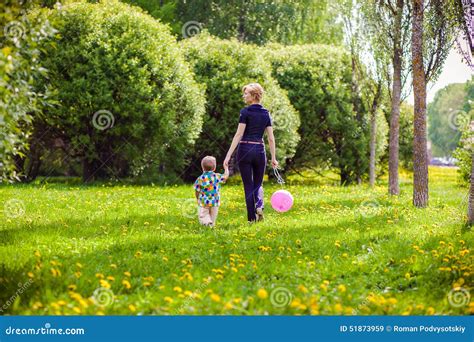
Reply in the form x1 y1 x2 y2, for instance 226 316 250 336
238 104 272 142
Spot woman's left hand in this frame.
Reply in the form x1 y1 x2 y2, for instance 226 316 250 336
223 156 230 168
271 158 279 169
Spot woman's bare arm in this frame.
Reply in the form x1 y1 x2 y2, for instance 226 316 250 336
266 126 278 168
224 123 246 167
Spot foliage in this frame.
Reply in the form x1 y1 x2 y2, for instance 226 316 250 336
0 0 56 182
453 77 474 183
266 43 385 184
428 83 468 157
181 32 300 179
26 0 205 181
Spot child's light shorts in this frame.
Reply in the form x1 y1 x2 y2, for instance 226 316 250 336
198 206 219 226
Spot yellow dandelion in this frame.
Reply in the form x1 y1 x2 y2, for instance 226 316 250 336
122 280 131 289
210 294 221 302
164 296 173 304
129 304 136 312
99 279 111 289
27 272 34 278
173 286 183 293
124 271 131 277
337 284 346 293
68 284 77 291
257 288 268 299
95 273 104 279
298 285 309 293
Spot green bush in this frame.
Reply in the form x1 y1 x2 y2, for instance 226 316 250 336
453 124 473 184
0 2 56 182
265 43 383 184
27 0 205 181
180 32 300 178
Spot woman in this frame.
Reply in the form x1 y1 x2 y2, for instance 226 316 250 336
223 83 278 222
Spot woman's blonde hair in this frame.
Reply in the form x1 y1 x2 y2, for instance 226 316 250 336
242 83 264 102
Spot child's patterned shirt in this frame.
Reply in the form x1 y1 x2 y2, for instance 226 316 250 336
193 171 226 207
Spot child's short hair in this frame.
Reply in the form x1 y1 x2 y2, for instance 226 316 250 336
201 156 216 171
242 83 264 102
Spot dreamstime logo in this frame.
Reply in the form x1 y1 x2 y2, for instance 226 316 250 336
447 287 470 308
448 109 470 131
4 21 26 41
356 199 380 218
270 287 292 308
0 279 34 313
4 199 25 218
92 287 114 306
92 110 115 131
181 198 198 219
182 21 203 38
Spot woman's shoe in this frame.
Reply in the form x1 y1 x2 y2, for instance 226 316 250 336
256 208 264 221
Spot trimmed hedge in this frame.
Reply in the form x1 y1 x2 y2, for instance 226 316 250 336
181 32 300 178
28 0 205 181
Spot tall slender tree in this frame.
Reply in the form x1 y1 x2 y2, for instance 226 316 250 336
362 0 412 195
411 0 460 207
411 0 428 207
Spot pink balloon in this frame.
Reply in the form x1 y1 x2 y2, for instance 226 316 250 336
270 190 294 212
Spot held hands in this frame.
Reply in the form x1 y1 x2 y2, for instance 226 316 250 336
223 156 230 169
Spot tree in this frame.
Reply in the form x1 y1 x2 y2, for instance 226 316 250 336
411 0 428 207
362 0 412 195
174 0 343 45
411 0 460 207
26 0 205 182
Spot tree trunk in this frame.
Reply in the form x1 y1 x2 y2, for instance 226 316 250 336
388 0 404 196
351 43 363 185
468 152 474 225
82 158 95 183
369 82 382 187
412 0 429 208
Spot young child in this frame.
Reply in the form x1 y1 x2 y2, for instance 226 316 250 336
194 156 229 227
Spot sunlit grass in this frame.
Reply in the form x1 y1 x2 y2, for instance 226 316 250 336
0 166 472 315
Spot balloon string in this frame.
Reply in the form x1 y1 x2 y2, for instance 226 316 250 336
273 167 285 187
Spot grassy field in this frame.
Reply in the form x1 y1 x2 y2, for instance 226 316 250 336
0 166 472 315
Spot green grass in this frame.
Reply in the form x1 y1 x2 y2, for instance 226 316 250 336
0 166 472 315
